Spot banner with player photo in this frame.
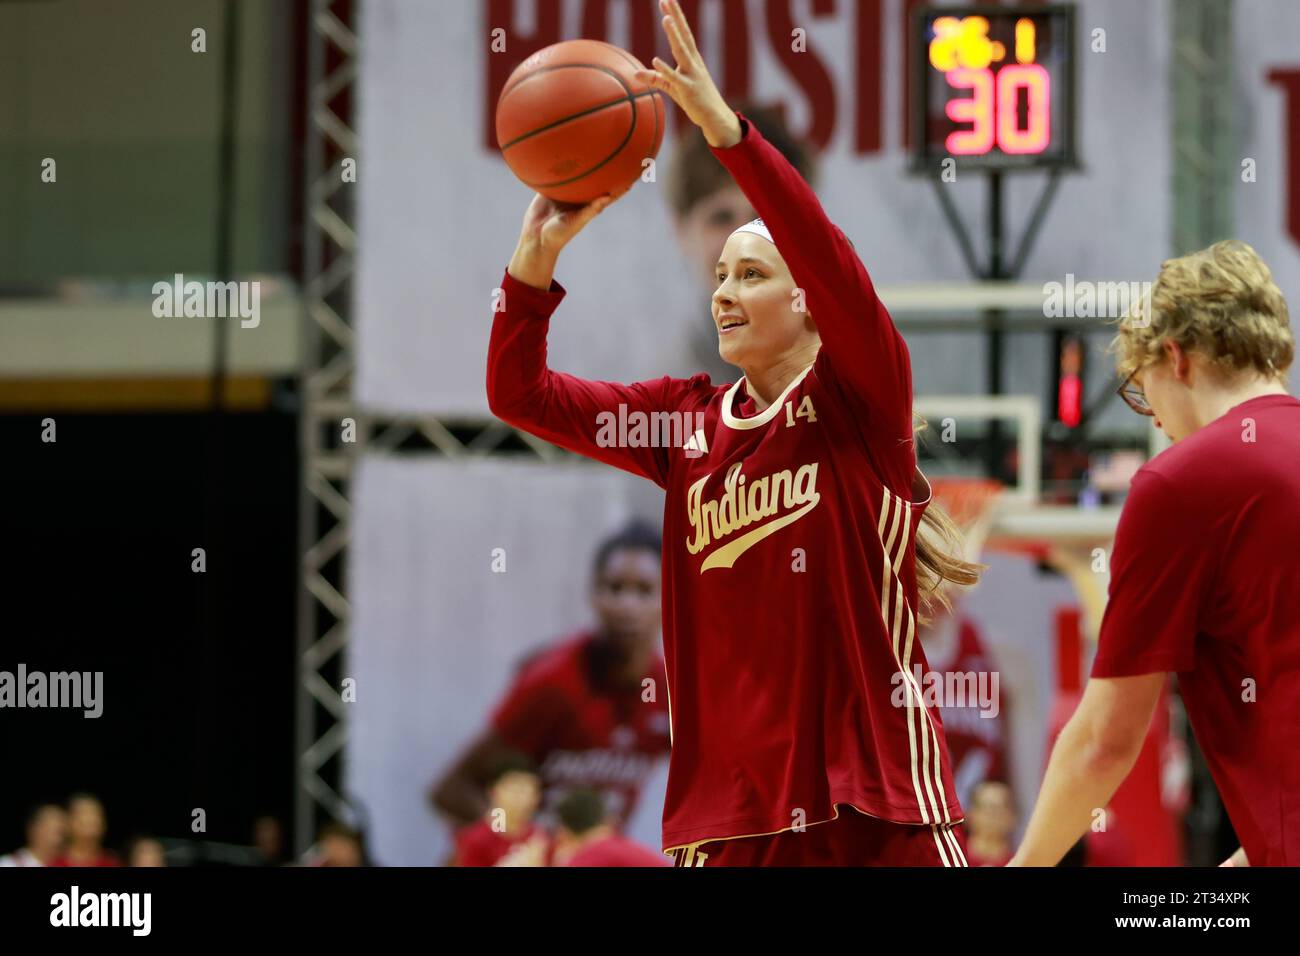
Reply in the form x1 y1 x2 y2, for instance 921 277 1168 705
344 455 669 866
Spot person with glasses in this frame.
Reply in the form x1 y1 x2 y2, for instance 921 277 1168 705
1011 240 1299 867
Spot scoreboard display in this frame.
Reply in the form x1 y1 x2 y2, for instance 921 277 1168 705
911 5 1077 170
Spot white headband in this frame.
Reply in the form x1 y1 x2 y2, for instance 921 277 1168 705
729 217 775 246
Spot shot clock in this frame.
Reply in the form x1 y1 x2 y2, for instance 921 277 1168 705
911 5 1077 171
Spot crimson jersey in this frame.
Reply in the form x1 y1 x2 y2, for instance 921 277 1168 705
924 615 1011 809
1092 393 1300 866
49 853 119 867
454 819 543 867
488 113 962 858
490 632 671 826
566 834 671 867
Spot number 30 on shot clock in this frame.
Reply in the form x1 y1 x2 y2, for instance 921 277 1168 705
911 4 1077 171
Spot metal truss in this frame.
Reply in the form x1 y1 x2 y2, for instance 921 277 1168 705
295 0 360 857
293 3 566 854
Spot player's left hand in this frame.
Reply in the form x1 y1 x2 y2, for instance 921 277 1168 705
634 0 742 149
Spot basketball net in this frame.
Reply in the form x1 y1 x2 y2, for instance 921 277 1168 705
927 477 1005 566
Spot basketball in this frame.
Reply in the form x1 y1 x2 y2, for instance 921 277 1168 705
495 38 665 204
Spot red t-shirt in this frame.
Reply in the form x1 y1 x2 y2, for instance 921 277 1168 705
565 833 671 867
453 819 543 867
490 633 671 826
50 852 120 867
966 846 1013 868
1092 393 1300 866
487 113 962 856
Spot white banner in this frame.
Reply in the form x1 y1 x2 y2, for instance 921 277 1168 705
1234 5 1300 312
357 0 1172 416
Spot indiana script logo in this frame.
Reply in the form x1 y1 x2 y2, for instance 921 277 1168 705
685 460 820 570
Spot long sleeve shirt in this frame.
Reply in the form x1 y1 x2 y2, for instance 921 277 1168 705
487 113 963 859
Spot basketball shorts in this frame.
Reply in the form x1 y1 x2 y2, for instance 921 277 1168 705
667 805 968 867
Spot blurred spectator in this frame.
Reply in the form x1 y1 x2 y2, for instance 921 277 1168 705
966 781 1017 867
50 793 120 867
452 752 546 867
310 822 366 867
252 815 285 865
553 788 669 867
432 522 672 840
125 836 166 867
665 101 818 382
0 803 68 867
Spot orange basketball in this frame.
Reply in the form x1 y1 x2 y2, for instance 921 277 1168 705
496 39 666 204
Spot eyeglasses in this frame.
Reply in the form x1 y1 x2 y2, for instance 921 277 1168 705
1116 372 1154 416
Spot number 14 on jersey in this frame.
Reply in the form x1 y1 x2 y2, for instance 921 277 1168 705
784 396 818 427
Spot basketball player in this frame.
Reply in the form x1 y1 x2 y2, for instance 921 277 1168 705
1010 241 1299 867
431 522 672 839
487 0 980 866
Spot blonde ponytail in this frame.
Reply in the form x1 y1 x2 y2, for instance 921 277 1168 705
911 412 986 623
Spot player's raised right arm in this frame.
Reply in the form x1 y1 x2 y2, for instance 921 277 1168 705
635 0 911 460
487 192 708 488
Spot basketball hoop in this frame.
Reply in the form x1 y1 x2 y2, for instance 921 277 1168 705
928 478 1122 642
928 477 1005 565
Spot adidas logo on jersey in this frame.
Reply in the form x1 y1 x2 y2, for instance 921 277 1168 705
682 428 709 458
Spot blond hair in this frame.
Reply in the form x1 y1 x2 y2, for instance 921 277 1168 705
911 413 985 623
1113 240 1293 382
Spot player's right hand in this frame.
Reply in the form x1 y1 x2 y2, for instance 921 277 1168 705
518 185 630 257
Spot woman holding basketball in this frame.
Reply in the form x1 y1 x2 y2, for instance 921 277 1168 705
488 0 979 867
